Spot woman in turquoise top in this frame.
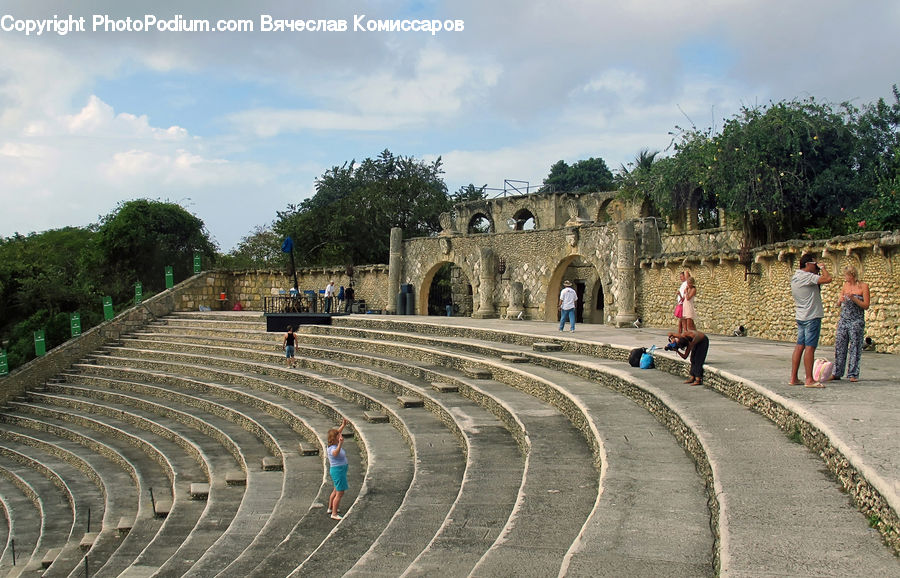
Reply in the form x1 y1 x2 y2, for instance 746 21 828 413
833 266 870 382
326 417 349 520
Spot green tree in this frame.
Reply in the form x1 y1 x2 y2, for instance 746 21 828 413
0 227 102 370
711 98 860 242
92 199 217 299
275 150 450 267
220 225 284 270
543 157 615 192
452 183 488 204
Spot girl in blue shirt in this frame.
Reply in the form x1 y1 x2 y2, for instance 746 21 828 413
326 417 349 520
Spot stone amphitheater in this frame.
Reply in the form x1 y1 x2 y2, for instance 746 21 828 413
0 308 898 577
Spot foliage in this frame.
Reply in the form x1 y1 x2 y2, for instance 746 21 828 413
0 228 103 369
274 150 449 266
220 225 285 270
451 183 488 204
635 95 890 243
92 199 218 297
848 173 900 232
543 157 615 192
711 98 860 243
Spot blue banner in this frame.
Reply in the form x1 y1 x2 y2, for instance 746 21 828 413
281 237 294 253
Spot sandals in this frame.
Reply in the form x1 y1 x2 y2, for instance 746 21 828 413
804 382 825 388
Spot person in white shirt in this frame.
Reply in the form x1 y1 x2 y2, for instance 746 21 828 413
324 281 335 313
558 280 578 332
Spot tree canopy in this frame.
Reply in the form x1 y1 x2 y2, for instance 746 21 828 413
92 199 218 296
1 199 216 372
274 150 450 266
543 157 616 192
637 88 900 243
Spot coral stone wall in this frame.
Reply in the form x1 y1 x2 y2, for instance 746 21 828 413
636 234 900 353
403 224 620 321
175 265 390 312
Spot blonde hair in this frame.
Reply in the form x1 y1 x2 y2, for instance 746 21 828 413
844 266 859 281
327 428 340 446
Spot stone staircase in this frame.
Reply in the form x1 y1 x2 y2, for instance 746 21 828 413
0 311 895 577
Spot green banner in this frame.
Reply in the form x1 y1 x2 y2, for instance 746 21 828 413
193 253 202 274
165 266 174 289
0 350 8 376
134 282 143 305
70 312 82 337
103 296 114 320
34 329 46 357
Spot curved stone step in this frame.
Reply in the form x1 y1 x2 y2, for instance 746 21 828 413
2 400 206 576
51 373 316 577
332 316 900 575
24 388 245 577
123 330 530 576
0 465 44 572
0 427 132 577
0 452 72 576
0 410 166 578
69 348 413 576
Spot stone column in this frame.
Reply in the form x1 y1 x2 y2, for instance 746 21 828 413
615 220 638 327
507 281 524 320
472 247 497 318
386 227 402 314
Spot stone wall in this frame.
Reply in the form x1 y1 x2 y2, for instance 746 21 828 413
402 223 621 321
636 232 900 352
175 265 391 312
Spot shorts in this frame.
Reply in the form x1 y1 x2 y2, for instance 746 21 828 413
796 318 822 347
330 464 348 491
285 345 295 358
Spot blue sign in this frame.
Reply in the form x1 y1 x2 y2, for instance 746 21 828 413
281 237 294 253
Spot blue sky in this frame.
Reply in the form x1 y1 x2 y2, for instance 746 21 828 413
1 0 898 251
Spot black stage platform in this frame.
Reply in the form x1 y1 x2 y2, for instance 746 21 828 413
264 312 347 332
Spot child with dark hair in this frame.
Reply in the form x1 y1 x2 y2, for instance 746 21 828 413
667 329 709 386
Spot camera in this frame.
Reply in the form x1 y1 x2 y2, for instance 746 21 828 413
664 341 679 351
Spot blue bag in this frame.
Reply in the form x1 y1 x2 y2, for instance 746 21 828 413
639 345 656 369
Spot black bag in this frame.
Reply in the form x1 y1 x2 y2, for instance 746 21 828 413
628 347 646 368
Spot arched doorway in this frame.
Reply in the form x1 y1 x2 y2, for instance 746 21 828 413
544 255 606 324
420 261 474 317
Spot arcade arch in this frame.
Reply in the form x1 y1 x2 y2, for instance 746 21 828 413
544 254 608 324
419 260 474 317
468 213 494 234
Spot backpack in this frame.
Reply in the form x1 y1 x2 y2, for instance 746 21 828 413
813 357 834 382
628 347 646 368
640 345 657 369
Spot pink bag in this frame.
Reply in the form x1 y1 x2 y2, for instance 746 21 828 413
674 303 683 318
813 358 834 382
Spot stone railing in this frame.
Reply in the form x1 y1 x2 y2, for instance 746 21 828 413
654 226 743 257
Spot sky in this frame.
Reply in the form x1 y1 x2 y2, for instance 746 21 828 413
1 1 898 252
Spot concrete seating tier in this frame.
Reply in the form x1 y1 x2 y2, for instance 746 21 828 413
320 315 900 575
0 425 134 577
152 312 713 575
66 343 427 576
2 310 896 576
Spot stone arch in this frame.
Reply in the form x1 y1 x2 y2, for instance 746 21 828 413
418 259 474 316
467 213 494 234
543 254 611 324
511 208 537 230
596 199 613 222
